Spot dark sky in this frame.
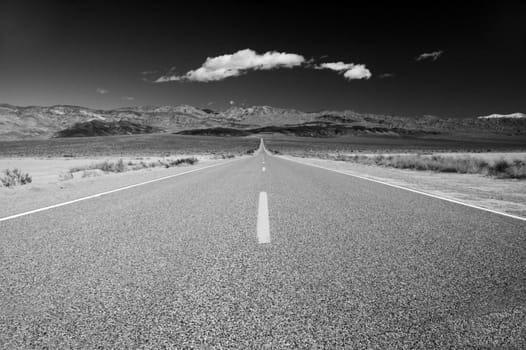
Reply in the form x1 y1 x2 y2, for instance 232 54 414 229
0 1 525 117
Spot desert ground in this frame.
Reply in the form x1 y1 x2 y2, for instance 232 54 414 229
1 133 525 219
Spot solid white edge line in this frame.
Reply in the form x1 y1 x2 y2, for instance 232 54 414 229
0 159 242 223
281 156 526 223
257 191 271 243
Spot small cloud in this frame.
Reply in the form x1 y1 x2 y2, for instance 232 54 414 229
207 101 214 106
156 75 181 83
96 88 109 94
316 61 372 80
343 65 372 80
316 61 354 71
155 49 305 82
416 50 443 61
379 73 395 78
122 96 134 101
229 100 235 105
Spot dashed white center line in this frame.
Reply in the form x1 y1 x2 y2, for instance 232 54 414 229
257 191 270 244
262 166 266 172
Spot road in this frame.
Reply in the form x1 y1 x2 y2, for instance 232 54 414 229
1 141 525 348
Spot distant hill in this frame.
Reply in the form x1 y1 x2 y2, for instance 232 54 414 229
54 120 163 137
177 123 441 138
1 103 525 140
0 104 227 140
178 127 252 137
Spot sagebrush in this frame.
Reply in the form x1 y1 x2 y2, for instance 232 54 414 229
1 168 32 187
69 157 199 174
332 154 526 179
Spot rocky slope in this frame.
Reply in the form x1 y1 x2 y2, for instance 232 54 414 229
55 120 163 137
1 103 525 140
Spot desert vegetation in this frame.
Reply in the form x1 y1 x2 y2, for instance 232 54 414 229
67 157 199 177
214 153 236 159
267 149 282 155
245 148 259 155
0 168 32 187
329 154 526 179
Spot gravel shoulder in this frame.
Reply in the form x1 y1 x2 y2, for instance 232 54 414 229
280 155 526 219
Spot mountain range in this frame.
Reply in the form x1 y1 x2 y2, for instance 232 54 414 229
1 103 525 140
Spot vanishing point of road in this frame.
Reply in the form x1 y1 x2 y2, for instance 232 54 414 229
1 140 525 348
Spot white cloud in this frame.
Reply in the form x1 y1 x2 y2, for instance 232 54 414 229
156 49 305 82
379 73 395 78
229 100 235 105
343 65 372 80
416 50 443 61
96 88 109 94
122 96 134 101
316 61 372 80
316 61 354 71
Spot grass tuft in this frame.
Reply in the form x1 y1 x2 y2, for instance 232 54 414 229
1 168 32 187
214 154 236 159
332 154 526 179
69 157 199 175
58 172 74 181
69 159 127 173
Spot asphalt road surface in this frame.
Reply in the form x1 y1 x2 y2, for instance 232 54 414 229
1 142 525 348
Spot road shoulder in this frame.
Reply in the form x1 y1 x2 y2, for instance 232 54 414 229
279 155 526 219
0 156 245 219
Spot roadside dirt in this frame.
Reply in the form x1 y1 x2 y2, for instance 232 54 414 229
282 155 526 219
0 155 236 218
